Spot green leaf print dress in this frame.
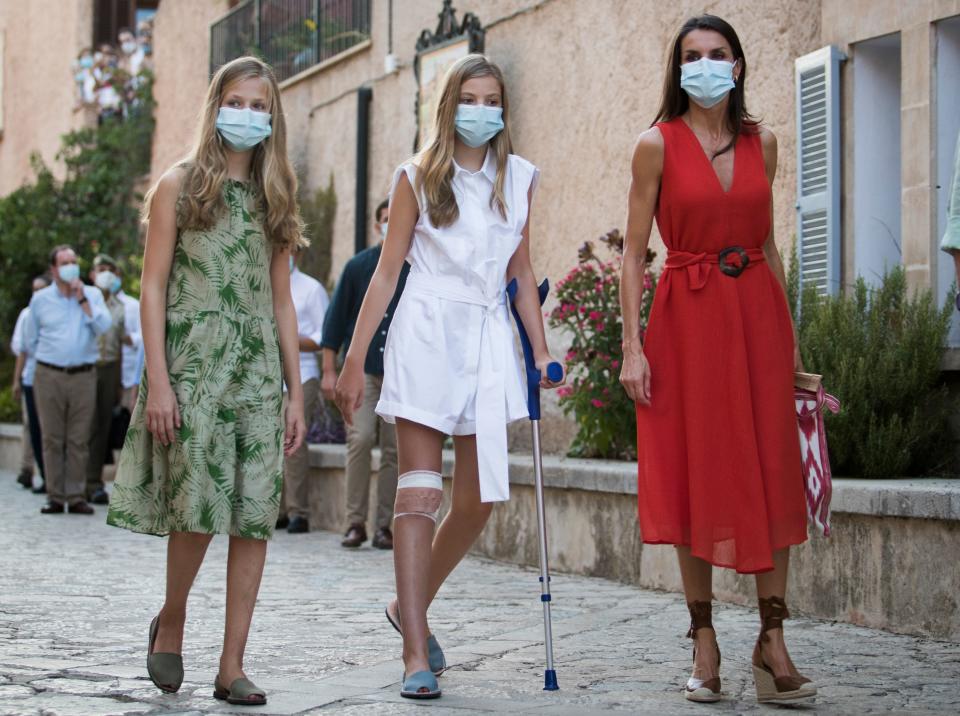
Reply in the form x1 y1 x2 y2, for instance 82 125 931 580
107 179 284 539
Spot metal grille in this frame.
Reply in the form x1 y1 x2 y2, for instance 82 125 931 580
210 0 371 82
800 209 829 293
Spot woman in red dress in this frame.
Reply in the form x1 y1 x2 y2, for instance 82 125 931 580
619 15 815 705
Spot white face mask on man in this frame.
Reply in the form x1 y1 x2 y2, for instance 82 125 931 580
95 271 116 292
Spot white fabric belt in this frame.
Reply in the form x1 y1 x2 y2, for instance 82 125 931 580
404 271 512 502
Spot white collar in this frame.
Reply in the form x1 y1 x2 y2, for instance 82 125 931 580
453 149 498 183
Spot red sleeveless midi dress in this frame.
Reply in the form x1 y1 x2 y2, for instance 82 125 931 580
636 117 807 574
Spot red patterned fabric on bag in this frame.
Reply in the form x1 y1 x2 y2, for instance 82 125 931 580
795 384 840 537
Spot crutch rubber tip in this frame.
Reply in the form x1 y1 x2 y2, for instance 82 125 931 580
544 670 559 691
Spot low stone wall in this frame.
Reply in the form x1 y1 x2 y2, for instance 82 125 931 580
4 424 957 641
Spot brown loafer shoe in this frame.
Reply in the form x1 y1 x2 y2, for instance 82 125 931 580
341 523 367 548
68 501 95 515
41 501 65 514
372 526 393 550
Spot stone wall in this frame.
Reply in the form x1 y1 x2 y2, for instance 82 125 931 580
2 425 957 640
0 0 94 196
303 446 960 642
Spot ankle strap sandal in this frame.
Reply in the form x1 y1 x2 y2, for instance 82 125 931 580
751 596 816 703
684 601 721 702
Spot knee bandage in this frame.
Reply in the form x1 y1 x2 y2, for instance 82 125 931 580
394 470 443 523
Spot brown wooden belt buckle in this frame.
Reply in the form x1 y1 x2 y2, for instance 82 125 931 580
718 246 750 278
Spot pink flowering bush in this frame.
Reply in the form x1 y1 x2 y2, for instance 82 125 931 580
548 230 657 460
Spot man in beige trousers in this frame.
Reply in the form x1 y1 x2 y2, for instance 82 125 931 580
321 200 407 549
25 245 112 515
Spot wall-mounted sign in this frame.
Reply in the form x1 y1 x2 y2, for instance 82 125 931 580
414 1 485 150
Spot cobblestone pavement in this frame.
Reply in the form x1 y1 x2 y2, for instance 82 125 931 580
1 471 958 715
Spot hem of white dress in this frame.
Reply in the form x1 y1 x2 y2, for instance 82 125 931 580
376 399 529 437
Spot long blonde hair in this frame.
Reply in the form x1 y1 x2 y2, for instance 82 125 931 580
143 56 305 249
416 54 513 228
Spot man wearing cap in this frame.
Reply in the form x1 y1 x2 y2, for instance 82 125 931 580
25 245 112 515
86 253 130 504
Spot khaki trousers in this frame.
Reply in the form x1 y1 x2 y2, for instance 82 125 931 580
345 374 398 529
282 377 320 520
33 364 96 505
20 396 34 473
87 360 121 494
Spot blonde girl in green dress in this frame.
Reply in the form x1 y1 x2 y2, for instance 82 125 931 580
107 56 306 706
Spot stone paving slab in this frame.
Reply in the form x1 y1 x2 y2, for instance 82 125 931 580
1 470 958 715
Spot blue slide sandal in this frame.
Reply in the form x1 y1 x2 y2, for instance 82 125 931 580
401 670 441 699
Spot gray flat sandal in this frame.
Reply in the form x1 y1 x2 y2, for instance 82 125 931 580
213 674 267 706
385 602 447 675
147 615 183 693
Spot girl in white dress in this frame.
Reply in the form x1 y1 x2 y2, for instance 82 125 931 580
336 54 564 699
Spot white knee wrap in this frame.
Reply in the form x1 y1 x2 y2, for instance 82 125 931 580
394 470 443 523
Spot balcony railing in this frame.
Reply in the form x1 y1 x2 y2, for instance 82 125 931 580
210 0 371 83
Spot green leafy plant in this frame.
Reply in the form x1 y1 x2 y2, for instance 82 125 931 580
548 230 657 460
0 357 19 424
791 244 954 477
0 75 154 344
297 172 337 288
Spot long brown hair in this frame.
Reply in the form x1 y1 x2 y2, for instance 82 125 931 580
652 15 758 156
143 56 305 249
415 54 513 228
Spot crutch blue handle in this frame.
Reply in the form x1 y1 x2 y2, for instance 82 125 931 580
506 278 563 421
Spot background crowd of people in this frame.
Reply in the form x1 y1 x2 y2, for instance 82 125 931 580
10 249 141 511
73 18 153 121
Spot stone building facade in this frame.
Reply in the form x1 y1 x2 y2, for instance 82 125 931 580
0 0 95 196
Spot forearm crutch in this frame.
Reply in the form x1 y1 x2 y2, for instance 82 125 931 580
506 277 563 691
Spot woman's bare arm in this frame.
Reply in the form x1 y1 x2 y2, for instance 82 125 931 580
140 168 183 445
270 246 305 455
619 128 663 406
335 172 416 423
506 184 565 386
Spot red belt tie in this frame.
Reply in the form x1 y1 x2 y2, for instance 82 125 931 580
664 246 766 290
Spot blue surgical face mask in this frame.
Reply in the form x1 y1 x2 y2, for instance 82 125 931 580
680 58 736 109
454 104 504 148
80 56 94 69
58 263 80 283
111 275 123 293
289 256 295 274
216 106 272 152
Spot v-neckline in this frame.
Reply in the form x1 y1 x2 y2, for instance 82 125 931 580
678 117 738 195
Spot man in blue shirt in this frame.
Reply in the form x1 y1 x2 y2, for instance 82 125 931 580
25 245 112 515
321 199 408 549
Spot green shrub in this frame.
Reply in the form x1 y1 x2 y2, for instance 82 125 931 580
548 230 657 460
792 249 954 477
0 75 154 343
0 356 19 424
298 172 337 288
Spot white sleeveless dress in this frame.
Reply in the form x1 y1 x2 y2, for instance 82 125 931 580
376 151 540 503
